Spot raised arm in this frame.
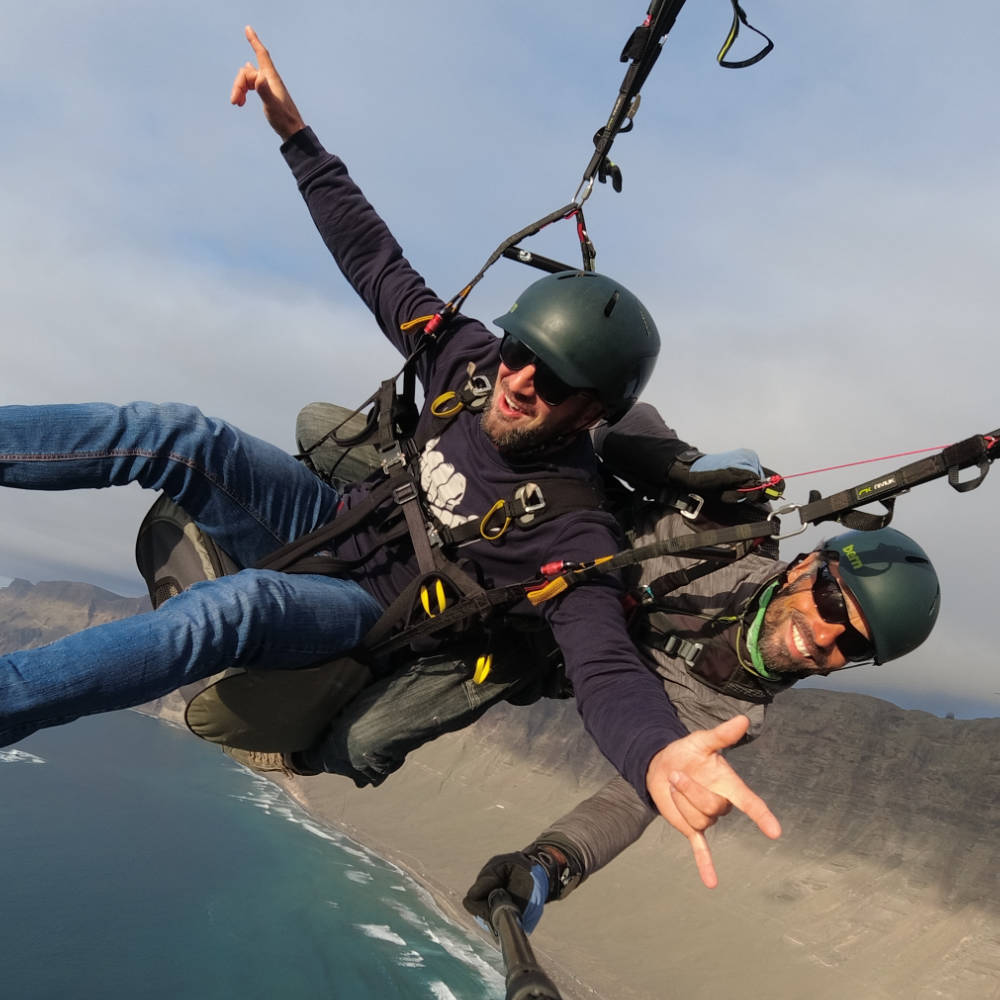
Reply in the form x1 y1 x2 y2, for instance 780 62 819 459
231 26 454 366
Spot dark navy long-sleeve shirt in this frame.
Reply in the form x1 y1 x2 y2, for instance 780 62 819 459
280 127 686 801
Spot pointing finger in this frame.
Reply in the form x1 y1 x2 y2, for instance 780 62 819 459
244 25 273 68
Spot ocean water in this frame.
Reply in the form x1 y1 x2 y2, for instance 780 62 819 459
1 711 506 1000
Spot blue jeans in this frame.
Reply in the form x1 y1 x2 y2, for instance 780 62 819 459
0 402 383 746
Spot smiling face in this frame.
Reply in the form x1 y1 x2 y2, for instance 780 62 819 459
757 552 873 675
480 359 605 455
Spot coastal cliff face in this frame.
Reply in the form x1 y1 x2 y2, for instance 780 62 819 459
321 693 1000 1000
0 578 149 654
3 579 998 1000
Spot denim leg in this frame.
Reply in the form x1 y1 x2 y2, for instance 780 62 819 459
298 653 529 786
0 570 382 747
0 402 339 567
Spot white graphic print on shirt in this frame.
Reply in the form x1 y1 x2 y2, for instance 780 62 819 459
419 437 477 528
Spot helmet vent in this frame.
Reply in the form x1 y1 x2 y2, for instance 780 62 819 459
603 291 620 317
906 555 929 564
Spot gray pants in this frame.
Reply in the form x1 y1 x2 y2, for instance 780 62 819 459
297 649 546 785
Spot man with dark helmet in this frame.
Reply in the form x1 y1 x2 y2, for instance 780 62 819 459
0 27 779 876
462 522 941 930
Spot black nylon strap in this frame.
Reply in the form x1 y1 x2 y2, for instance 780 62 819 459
796 433 996 527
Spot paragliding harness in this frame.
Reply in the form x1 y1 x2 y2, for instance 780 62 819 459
254 370 607 667
244 0 780 624
234 0 781 664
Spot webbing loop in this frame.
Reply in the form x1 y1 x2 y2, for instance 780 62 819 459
717 1 774 69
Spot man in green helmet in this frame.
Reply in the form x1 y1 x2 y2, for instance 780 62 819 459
461 516 941 930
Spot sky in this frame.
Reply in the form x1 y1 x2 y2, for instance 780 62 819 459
1 1 997 717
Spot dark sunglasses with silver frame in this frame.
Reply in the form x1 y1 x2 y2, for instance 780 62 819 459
498 334 595 407
812 559 875 663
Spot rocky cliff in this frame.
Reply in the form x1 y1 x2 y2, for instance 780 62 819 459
0 578 149 653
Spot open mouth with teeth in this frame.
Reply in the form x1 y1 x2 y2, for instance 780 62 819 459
789 619 817 663
498 390 534 419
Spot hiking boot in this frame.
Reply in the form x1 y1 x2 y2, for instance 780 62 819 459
222 745 295 776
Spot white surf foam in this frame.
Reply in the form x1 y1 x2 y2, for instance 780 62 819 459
344 868 374 885
355 923 408 946
0 748 45 765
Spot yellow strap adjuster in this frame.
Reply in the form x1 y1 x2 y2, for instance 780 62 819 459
400 314 436 332
473 654 492 684
419 578 448 617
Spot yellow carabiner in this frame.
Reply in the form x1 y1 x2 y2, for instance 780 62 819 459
473 654 493 684
480 499 511 541
430 391 464 418
419 578 448 617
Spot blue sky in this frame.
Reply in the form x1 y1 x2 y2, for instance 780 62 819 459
1 1 997 716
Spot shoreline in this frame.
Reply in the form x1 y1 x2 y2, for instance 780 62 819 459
140 706 602 999
273 771 601 1000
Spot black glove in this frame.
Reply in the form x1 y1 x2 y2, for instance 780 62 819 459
669 450 785 504
462 851 540 927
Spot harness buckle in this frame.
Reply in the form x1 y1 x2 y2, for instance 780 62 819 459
381 445 407 474
768 504 808 539
392 482 418 506
679 493 704 521
514 482 547 524
465 375 493 410
661 633 704 668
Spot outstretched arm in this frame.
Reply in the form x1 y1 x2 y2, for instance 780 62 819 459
230 26 306 141
464 719 780 935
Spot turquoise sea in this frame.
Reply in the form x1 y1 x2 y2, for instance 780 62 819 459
1 711 506 1000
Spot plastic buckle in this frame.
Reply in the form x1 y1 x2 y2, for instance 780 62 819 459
392 482 418 506
681 641 704 668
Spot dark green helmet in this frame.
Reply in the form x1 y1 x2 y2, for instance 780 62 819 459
493 270 660 422
822 527 940 664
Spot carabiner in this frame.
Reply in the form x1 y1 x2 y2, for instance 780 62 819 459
480 499 512 541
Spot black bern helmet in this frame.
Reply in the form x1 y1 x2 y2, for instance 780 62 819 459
822 527 941 664
493 270 660 422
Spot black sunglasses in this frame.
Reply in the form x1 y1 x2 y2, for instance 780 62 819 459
498 334 592 407
812 561 875 662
